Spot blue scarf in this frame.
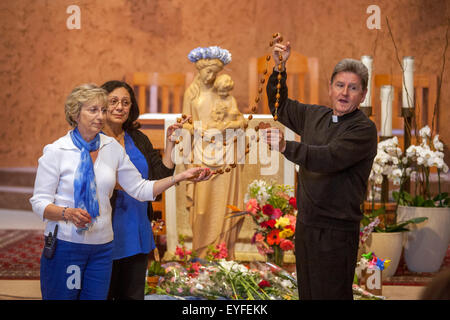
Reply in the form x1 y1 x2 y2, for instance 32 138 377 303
70 128 100 229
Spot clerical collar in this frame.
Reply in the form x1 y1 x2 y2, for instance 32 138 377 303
331 109 359 123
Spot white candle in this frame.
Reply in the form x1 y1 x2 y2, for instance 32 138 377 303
402 56 414 108
361 55 373 107
380 85 393 137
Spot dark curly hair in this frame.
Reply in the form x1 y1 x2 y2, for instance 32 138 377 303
100 80 141 131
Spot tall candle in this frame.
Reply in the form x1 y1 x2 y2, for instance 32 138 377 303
361 55 373 107
380 85 393 137
402 56 414 108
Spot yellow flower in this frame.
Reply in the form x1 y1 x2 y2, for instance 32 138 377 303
275 217 290 229
279 228 294 239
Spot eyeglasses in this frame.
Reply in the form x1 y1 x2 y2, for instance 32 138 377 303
108 97 131 109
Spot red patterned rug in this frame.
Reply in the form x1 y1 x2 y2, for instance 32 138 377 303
0 229 449 284
0 229 43 280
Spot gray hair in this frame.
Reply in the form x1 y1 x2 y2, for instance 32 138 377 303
64 84 107 127
330 59 369 91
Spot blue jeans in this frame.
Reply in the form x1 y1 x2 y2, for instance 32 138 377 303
40 239 113 300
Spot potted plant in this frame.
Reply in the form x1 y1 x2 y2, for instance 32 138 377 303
361 136 427 278
394 126 450 273
146 260 166 293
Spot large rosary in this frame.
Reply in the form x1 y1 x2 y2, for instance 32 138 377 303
176 33 284 177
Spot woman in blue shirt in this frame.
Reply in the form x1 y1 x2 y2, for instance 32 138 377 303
101 80 188 300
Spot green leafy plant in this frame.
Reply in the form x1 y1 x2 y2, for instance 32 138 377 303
393 190 450 208
361 205 427 233
147 260 166 277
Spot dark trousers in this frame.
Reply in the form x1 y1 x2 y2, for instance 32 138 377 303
107 253 149 300
295 222 359 300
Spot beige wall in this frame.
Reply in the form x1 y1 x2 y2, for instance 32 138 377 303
0 0 449 166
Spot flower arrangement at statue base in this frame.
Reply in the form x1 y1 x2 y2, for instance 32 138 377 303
227 180 297 267
145 235 299 300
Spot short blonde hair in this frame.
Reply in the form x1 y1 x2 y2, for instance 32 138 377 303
64 84 107 127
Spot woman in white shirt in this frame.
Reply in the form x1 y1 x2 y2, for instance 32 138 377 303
30 83 211 300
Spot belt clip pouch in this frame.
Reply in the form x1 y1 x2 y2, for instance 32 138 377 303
43 224 58 259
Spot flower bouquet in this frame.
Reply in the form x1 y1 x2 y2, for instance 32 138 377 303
149 238 299 300
228 180 297 266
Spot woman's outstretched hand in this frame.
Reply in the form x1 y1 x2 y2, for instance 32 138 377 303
183 166 213 182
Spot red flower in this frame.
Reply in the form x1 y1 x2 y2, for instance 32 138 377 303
258 280 271 289
262 204 274 216
289 197 297 210
267 229 281 245
260 219 276 229
280 239 294 251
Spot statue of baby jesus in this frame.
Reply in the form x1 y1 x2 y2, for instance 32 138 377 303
207 74 246 131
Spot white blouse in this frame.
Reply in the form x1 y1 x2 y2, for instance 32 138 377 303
30 131 156 245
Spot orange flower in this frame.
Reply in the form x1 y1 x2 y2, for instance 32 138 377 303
267 229 281 245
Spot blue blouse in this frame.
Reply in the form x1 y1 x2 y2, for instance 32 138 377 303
112 132 156 260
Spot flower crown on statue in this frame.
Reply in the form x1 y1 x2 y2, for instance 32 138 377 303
187 46 232 65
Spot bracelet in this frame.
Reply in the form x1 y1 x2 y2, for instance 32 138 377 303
171 175 179 186
61 207 68 222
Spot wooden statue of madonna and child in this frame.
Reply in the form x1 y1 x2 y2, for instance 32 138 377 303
172 46 251 260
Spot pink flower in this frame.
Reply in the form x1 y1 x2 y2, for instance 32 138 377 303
280 239 294 251
255 233 265 243
286 215 296 231
213 242 228 259
271 208 282 220
246 199 260 215
175 246 185 259
175 245 191 260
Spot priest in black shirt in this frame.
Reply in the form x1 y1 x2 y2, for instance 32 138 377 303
264 37 378 300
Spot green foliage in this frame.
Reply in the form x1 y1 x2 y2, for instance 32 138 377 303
393 191 450 208
362 203 428 233
147 260 166 277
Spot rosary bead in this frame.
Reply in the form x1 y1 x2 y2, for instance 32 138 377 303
248 114 253 120
277 74 282 80
266 55 271 61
